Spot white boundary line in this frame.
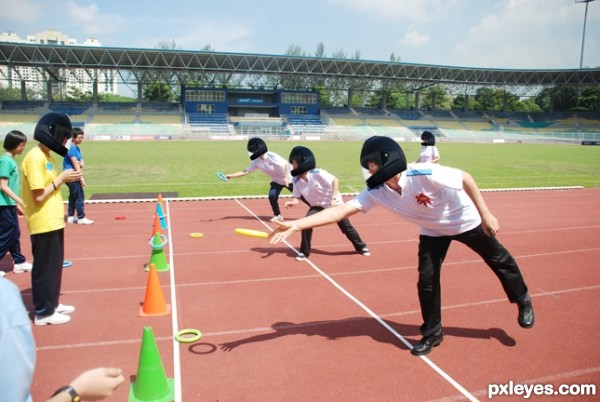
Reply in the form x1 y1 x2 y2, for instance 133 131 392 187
164 201 183 402
81 186 586 204
234 199 479 402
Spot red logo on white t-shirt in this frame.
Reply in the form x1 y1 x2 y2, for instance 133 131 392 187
415 193 432 207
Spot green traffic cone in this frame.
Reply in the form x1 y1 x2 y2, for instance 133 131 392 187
146 232 169 272
129 326 175 402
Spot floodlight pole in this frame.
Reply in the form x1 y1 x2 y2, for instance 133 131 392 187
576 0 596 69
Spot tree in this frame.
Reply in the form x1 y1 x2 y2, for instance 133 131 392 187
579 85 600 112
143 82 174 102
0 85 40 101
420 85 451 110
473 87 500 111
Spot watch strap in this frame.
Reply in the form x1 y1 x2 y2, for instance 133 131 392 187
52 385 81 402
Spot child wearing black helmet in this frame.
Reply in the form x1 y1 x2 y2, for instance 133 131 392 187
21 113 83 326
224 138 293 222
270 136 534 356
285 146 369 261
416 130 440 163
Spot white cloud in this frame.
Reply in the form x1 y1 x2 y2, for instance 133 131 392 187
326 0 460 22
401 31 430 48
163 20 255 53
449 0 599 68
0 0 44 23
66 1 125 37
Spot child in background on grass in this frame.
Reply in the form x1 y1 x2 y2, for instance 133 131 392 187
0 130 33 277
63 127 94 225
224 137 293 222
416 130 440 163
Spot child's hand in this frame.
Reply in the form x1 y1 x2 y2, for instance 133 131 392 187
481 212 500 237
60 169 82 184
269 222 300 244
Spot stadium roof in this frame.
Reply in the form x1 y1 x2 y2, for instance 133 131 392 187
1 42 600 93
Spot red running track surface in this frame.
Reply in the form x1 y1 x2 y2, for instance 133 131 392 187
4 188 599 401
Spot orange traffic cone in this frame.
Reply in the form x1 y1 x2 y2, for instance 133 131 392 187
129 326 175 402
157 193 165 211
139 263 171 317
150 213 162 239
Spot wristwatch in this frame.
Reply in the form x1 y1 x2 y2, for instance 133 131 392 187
52 385 81 402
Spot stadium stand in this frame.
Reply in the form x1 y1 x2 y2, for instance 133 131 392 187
187 113 230 133
1 95 598 144
283 115 325 134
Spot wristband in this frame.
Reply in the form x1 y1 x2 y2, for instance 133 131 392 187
52 385 80 402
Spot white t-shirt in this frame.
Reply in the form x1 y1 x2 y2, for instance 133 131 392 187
417 146 440 163
292 168 340 208
246 152 292 185
348 163 481 236
0 279 36 402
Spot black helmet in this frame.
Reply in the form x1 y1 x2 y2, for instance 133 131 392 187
34 112 73 156
289 146 316 177
421 130 435 146
360 136 407 189
247 137 268 160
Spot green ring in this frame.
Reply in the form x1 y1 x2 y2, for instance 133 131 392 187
175 328 202 343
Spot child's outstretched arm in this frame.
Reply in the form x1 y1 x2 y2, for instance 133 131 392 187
269 202 360 244
225 170 250 179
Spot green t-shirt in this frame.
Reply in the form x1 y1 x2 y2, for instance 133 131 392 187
0 153 19 206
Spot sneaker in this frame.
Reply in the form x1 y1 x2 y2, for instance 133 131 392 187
13 261 33 274
295 253 307 261
77 217 94 225
34 312 71 326
56 304 75 314
270 215 283 222
67 216 76 223
360 247 371 257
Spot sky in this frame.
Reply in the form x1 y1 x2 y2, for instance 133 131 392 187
1 0 599 70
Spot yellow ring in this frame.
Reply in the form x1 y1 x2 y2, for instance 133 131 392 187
175 329 202 343
189 232 204 238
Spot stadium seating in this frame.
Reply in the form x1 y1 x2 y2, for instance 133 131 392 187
188 113 230 133
284 115 325 134
1 99 598 143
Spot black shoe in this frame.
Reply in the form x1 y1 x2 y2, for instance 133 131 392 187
411 330 444 356
517 296 535 328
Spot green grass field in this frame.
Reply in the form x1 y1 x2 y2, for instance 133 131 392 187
39 140 600 199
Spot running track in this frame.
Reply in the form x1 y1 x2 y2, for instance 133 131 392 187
4 188 599 401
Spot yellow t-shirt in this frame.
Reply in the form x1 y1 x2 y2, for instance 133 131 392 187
21 146 65 235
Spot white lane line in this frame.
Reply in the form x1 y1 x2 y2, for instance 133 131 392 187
165 200 183 402
235 199 479 402
35 285 600 352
